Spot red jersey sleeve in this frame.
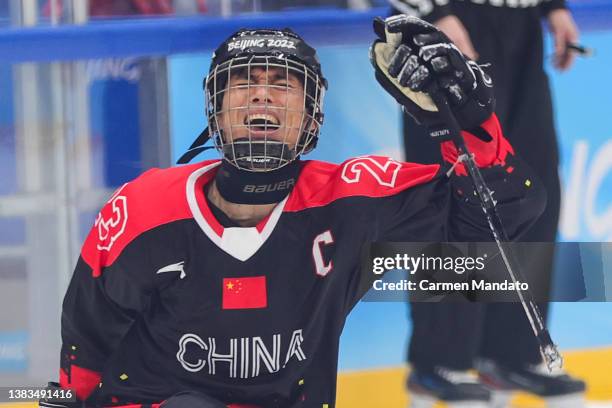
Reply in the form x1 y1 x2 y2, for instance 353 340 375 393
60 164 199 402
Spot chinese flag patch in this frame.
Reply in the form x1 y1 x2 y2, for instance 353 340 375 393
222 276 267 310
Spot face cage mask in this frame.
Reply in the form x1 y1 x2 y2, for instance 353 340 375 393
205 55 325 172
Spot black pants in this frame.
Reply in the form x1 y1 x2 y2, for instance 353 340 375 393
160 391 227 408
406 3 561 370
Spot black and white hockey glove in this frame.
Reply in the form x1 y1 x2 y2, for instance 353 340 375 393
370 15 495 139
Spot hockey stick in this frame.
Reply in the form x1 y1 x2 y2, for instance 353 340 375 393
430 92 563 371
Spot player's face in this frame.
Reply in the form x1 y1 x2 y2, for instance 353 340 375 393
217 66 307 149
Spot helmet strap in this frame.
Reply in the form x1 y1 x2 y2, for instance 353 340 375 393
214 159 302 205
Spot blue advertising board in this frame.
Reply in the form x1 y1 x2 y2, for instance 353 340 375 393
0 331 28 372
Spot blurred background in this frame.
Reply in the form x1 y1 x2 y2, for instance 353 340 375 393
0 0 610 407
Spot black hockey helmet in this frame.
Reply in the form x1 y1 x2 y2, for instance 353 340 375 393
177 28 328 172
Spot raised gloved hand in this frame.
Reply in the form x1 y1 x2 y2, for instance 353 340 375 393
370 14 495 139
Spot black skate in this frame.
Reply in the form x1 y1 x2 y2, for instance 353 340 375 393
478 359 586 408
407 366 491 408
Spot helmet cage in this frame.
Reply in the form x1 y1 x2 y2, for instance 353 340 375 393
205 54 325 172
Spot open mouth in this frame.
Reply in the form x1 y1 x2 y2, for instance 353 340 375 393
244 113 281 132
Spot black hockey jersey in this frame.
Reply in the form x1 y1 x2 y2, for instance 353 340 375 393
59 116 545 407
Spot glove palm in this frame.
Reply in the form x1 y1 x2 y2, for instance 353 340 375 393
370 15 494 138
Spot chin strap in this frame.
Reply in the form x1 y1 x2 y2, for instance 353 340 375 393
177 127 215 164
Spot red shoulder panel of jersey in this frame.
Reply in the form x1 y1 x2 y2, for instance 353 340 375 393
285 156 440 212
80 161 218 277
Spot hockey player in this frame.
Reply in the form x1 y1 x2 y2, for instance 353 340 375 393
43 16 546 408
